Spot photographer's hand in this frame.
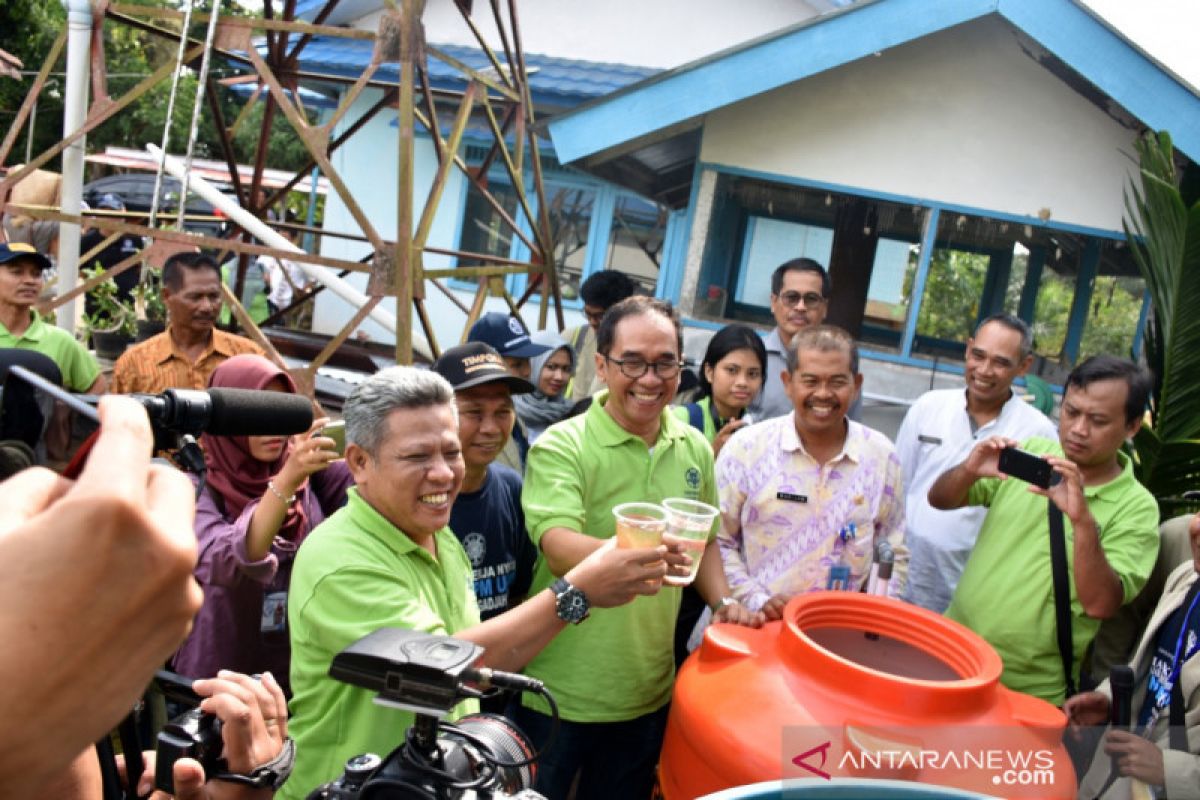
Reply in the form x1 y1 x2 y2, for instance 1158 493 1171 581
130 671 289 800
927 436 1016 511
566 538 668 607
0 397 201 798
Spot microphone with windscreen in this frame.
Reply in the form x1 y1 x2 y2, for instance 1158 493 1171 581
131 388 314 438
1109 665 1135 777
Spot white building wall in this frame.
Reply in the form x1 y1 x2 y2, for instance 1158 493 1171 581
311 88 591 349
700 16 1139 232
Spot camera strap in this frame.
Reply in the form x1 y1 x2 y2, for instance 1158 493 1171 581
1048 502 1077 700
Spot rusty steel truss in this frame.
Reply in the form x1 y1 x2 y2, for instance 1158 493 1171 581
0 0 563 392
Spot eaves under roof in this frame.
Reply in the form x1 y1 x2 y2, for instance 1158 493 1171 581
544 0 1200 209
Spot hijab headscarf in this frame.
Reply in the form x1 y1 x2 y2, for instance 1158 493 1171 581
203 354 308 539
514 329 576 435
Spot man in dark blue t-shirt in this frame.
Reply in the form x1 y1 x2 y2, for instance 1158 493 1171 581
434 342 538 623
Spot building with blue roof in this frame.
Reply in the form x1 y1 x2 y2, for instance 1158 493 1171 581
278 0 835 353
542 0 1200 398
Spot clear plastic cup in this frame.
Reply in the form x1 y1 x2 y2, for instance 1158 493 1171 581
661 497 719 586
612 502 668 549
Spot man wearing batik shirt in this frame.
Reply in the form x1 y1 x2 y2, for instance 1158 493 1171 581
717 324 906 620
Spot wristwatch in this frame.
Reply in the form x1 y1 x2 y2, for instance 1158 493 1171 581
551 578 590 624
711 596 738 614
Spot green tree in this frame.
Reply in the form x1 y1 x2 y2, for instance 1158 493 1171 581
2 0 316 178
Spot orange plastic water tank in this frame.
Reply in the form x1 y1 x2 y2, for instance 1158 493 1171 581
659 592 1075 799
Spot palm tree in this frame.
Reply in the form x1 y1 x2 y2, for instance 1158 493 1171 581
1124 130 1200 515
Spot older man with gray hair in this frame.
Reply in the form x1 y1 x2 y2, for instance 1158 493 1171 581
282 366 670 799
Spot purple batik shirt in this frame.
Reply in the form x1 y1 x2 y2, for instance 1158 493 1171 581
172 461 354 688
715 415 908 611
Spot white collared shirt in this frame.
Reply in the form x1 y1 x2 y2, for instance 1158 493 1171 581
896 388 1057 612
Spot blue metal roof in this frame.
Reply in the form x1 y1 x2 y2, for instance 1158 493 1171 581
285 37 659 108
546 0 1200 165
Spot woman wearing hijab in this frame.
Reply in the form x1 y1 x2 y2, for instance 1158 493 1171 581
173 354 352 691
514 329 576 442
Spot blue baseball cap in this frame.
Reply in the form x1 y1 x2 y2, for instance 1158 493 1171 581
467 312 551 359
0 242 52 272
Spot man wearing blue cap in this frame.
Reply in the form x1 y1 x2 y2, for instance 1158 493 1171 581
468 311 549 472
0 242 105 393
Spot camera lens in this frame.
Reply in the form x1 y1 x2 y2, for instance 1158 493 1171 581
446 713 537 792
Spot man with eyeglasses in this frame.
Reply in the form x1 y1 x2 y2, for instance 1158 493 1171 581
515 296 762 800
749 257 848 422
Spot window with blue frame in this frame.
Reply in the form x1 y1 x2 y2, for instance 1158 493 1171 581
604 194 666 295
714 175 1143 378
543 181 597 302
456 177 521 274
709 177 926 351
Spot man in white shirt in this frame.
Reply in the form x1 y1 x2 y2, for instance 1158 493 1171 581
897 313 1056 612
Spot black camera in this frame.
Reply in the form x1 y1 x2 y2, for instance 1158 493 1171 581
306 629 553 800
155 707 225 794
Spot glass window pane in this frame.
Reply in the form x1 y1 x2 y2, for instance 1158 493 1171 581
545 184 595 302
912 248 990 352
606 195 665 295
866 239 921 350
456 179 520 271
735 217 832 306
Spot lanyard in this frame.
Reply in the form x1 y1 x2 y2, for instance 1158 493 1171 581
1165 587 1200 696
1145 584 1200 732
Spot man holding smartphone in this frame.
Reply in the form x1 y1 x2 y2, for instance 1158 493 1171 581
928 355 1160 705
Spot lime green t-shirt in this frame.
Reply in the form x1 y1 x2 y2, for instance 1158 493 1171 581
520 390 717 722
282 488 480 800
946 437 1159 705
0 311 100 392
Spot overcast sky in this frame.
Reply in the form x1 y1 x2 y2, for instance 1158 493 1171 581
1082 0 1200 88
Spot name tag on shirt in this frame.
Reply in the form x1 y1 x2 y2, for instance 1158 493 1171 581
777 492 808 503
918 434 942 445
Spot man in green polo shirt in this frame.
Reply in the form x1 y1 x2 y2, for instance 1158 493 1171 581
283 365 672 799
0 242 104 393
514 296 763 800
930 355 1159 705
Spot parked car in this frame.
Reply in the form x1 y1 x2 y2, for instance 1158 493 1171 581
82 173 234 239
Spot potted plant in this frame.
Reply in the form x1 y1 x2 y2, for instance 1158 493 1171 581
81 265 136 360
130 270 167 341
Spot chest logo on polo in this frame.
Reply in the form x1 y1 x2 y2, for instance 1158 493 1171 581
462 531 487 568
685 467 701 491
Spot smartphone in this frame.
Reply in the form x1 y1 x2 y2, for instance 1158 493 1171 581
321 419 346 457
997 446 1060 489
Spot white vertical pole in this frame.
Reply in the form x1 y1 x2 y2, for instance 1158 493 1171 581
57 0 93 333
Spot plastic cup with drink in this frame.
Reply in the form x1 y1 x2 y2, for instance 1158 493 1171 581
612 502 669 549
661 497 720 586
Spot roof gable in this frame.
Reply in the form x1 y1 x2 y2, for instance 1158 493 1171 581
546 0 1200 165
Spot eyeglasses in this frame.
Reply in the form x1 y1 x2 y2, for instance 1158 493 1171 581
604 355 682 380
776 291 826 308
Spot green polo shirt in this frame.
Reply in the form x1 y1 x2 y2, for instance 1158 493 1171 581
946 437 1159 705
520 390 717 722
282 488 479 800
0 311 100 392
